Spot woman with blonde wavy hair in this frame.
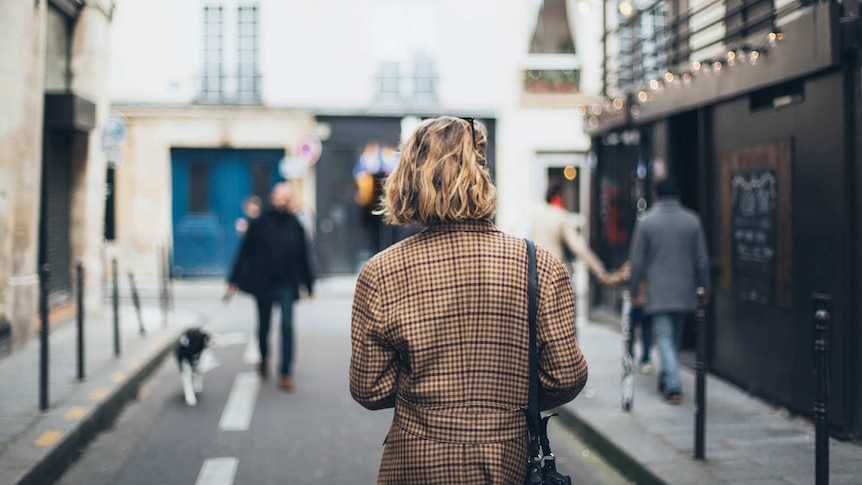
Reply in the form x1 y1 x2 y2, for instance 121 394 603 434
349 116 588 484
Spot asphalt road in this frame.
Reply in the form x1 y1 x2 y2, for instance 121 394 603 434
55 288 631 485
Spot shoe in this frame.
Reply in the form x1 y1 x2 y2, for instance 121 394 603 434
639 361 654 375
662 391 682 405
256 362 267 379
279 376 294 391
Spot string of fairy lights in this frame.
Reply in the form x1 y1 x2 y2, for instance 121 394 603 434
578 28 785 128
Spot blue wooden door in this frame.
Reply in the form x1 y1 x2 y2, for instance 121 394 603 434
172 148 283 277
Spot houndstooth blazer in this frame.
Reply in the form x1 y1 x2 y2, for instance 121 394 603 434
350 219 588 484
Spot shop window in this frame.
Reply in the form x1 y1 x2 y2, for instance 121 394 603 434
749 79 804 112
547 166 581 213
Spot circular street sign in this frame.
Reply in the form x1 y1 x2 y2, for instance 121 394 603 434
295 135 322 166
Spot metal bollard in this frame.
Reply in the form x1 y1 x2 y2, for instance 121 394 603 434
167 246 175 311
694 287 708 460
812 293 831 485
128 272 146 337
39 264 50 411
76 262 85 381
157 247 166 327
112 258 120 357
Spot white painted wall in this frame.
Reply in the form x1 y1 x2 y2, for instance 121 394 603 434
109 0 603 259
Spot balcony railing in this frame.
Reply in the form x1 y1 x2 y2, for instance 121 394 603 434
603 0 813 96
197 71 262 105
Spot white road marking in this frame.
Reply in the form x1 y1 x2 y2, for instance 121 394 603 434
218 372 260 431
195 457 239 485
242 335 260 364
212 331 248 348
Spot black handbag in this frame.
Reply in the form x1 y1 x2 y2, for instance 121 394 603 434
525 240 572 485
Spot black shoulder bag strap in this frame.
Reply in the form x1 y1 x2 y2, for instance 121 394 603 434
526 239 571 485
526 239 543 484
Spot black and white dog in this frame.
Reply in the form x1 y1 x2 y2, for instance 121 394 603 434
176 328 210 406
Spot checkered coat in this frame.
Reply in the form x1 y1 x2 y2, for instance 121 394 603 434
350 220 588 484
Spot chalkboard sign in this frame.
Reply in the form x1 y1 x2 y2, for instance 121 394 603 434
730 169 777 304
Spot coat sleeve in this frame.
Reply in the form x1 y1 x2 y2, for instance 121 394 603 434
228 218 257 284
537 254 588 411
627 219 646 297
349 260 398 410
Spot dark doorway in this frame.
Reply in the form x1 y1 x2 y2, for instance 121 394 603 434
315 117 402 274
668 110 703 352
40 130 74 307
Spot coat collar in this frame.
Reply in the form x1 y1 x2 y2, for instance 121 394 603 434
423 219 499 234
653 198 681 210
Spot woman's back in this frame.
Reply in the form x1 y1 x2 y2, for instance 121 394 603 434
349 116 586 484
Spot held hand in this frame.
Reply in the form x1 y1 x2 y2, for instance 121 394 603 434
227 283 237 294
599 267 630 287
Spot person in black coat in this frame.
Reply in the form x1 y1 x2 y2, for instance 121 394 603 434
228 183 314 390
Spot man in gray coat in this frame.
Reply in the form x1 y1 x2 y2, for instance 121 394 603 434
628 178 710 404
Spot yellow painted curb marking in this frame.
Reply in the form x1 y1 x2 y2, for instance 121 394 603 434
34 430 63 447
89 388 109 400
64 406 87 421
111 371 126 384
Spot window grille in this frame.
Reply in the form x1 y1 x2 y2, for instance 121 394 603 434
201 5 224 102
378 62 401 100
237 4 261 103
412 55 437 102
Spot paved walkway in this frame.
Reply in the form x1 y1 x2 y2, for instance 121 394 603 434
0 302 202 485
558 323 862 484
2 276 860 485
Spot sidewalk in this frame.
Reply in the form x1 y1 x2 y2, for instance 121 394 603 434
0 303 202 485
558 322 862 485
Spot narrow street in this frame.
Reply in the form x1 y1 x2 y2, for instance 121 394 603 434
55 282 630 485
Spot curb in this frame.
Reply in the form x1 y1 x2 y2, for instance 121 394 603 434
554 406 667 485
11 322 195 485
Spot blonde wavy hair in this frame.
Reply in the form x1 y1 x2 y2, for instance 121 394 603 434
380 116 496 225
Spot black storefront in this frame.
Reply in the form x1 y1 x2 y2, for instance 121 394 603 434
313 114 497 275
586 1 862 438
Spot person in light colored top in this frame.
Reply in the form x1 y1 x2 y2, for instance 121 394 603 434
529 183 628 286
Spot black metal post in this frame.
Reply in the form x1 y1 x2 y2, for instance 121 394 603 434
166 245 175 311
39 264 50 411
694 287 708 460
76 262 85 381
159 246 168 327
812 293 831 485
128 272 146 337
112 258 120 357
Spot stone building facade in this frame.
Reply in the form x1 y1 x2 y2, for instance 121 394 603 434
0 0 113 348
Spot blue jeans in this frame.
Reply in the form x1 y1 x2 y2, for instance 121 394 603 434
255 286 296 377
652 313 686 394
627 307 653 364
